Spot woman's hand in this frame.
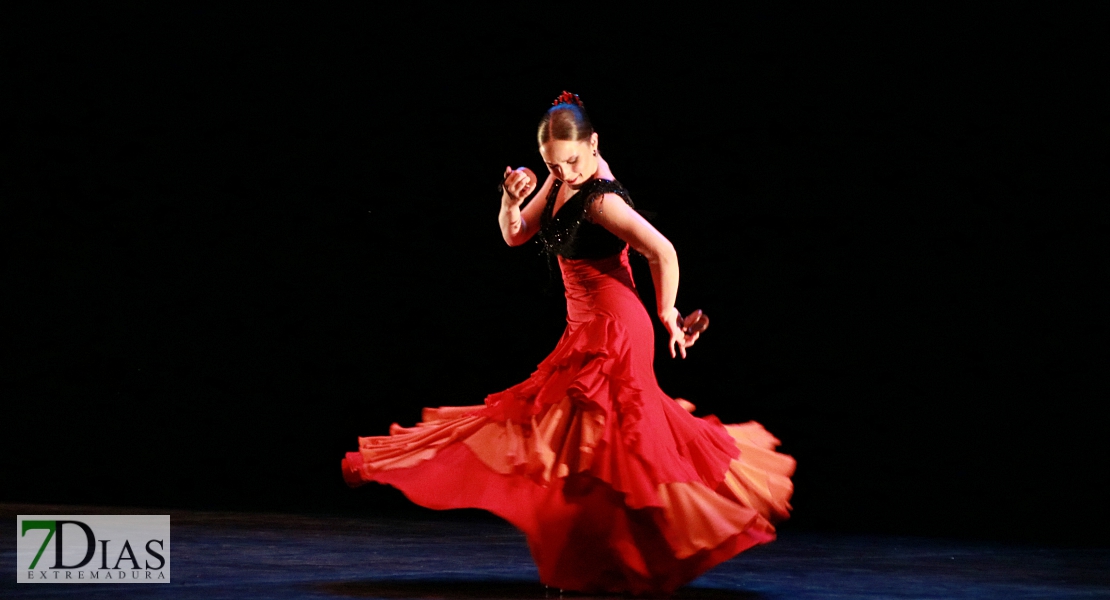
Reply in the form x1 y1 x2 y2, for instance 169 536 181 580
661 307 700 359
501 166 536 208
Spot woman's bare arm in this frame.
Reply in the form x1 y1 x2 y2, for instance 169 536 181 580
586 193 696 358
500 171 554 246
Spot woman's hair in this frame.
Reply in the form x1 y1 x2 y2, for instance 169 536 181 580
537 95 594 145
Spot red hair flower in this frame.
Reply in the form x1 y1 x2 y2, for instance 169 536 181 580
552 90 583 107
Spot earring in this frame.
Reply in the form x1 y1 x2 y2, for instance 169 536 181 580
592 148 597 156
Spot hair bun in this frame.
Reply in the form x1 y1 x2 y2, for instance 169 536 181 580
539 91 593 144
552 90 584 107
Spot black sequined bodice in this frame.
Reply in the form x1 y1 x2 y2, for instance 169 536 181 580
537 178 634 259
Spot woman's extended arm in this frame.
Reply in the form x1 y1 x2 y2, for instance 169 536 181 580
586 193 698 358
499 168 554 246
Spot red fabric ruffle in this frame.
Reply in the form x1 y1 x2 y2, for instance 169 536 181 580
342 248 795 594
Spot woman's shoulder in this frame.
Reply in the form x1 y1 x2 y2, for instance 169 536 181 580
580 178 633 207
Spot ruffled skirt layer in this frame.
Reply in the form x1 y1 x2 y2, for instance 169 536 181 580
342 249 795 594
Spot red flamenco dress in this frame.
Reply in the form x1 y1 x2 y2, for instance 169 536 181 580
342 179 795 594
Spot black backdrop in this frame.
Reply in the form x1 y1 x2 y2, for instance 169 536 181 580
3 6 1105 544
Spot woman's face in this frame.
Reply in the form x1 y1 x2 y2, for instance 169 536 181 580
540 133 598 188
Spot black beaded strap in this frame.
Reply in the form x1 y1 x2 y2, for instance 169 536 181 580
581 179 634 209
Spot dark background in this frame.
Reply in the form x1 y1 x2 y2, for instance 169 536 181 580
3 7 1105 544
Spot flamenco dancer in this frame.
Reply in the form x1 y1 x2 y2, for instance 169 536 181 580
342 91 795 595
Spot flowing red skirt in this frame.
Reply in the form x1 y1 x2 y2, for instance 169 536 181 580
342 247 795 594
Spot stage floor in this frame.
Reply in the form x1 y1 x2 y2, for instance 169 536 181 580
3 504 1108 599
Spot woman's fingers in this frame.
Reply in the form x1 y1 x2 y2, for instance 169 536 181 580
515 170 533 193
664 314 691 359
502 169 533 201
513 175 531 196
669 330 688 359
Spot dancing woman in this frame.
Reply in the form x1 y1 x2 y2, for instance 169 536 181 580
343 91 795 594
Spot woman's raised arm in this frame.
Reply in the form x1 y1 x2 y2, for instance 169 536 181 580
499 168 554 246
